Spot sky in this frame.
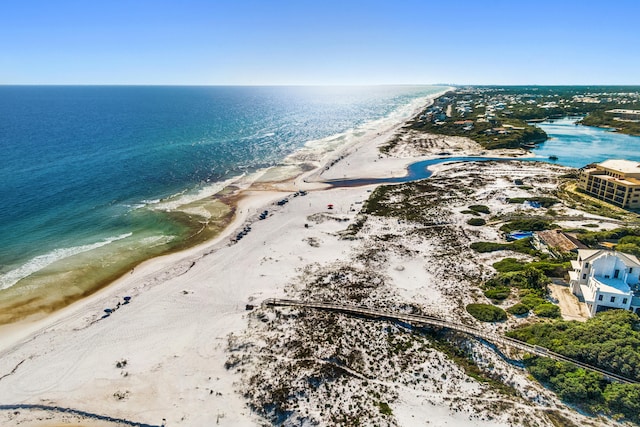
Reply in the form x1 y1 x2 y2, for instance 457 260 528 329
1 0 639 85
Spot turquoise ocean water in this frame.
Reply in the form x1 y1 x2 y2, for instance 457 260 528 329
0 85 444 295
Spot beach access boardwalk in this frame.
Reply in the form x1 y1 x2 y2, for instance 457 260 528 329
263 298 637 384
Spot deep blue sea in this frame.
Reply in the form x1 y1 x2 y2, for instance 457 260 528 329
0 85 444 294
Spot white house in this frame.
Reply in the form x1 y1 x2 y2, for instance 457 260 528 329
569 249 640 317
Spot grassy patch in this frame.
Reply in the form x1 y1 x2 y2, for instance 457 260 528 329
362 181 460 223
467 218 486 226
484 287 511 300
499 219 557 233
485 268 548 292
581 223 600 228
483 267 556 317
468 204 490 214
466 304 507 322
470 237 538 255
493 258 526 273
520 293 546 309
533 303 561 318
377 402 393 416
507 303 530 316
493 258 569 277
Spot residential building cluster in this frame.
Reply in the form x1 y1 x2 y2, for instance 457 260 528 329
416 87 640 132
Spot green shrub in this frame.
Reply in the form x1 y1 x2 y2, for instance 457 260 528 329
559 172 578 179
495 258 569 279
467 218 486 226
616 237 640 257
378 402 393 416
471 242 506 253
508 310 640 422
577 227 640 247
533 303 561 318
461 209 480 216
500 219 556 233
486 267 549 291
466 304 507 322
493 258 525 273
507 303 530 315
470 238 537 255
468 205 490 214
484 287 511 300
506 197 559 208
528 261 571 277
520 294 545 309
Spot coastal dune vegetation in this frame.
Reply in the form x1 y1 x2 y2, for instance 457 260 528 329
5 86 640 426
225 148 627 426
509 310 640 423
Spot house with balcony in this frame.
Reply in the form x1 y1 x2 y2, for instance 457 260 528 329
578 159 640 210
569 249 640 316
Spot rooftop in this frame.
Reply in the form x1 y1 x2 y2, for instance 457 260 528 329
607 109 640 114
592 276 632 295
536 230 586 252
598 159 640 175
578 249 640 267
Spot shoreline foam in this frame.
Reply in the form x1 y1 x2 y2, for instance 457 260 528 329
0 87 497 427
0 88 449 326
0 88 450 332
0 86 627 427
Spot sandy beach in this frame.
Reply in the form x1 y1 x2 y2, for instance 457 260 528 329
0 91 624 427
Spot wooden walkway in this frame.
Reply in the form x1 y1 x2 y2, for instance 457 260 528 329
263 298 637 384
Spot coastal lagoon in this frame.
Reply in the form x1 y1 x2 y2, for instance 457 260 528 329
532 117 640 168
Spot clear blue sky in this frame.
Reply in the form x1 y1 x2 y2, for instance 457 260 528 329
1 0 639 85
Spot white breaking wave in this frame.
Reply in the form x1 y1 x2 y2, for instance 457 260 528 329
0 233 133 290
152 175 243 212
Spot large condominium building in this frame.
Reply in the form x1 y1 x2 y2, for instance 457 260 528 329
578 159 640 209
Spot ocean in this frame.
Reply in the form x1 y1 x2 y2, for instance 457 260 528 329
0 85 445 321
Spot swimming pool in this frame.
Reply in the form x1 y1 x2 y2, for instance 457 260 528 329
507 231 534 240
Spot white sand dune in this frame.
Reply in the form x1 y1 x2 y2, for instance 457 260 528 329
0 92 620 427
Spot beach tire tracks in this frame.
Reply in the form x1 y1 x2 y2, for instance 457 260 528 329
0 404 161 427
0 359 26 382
